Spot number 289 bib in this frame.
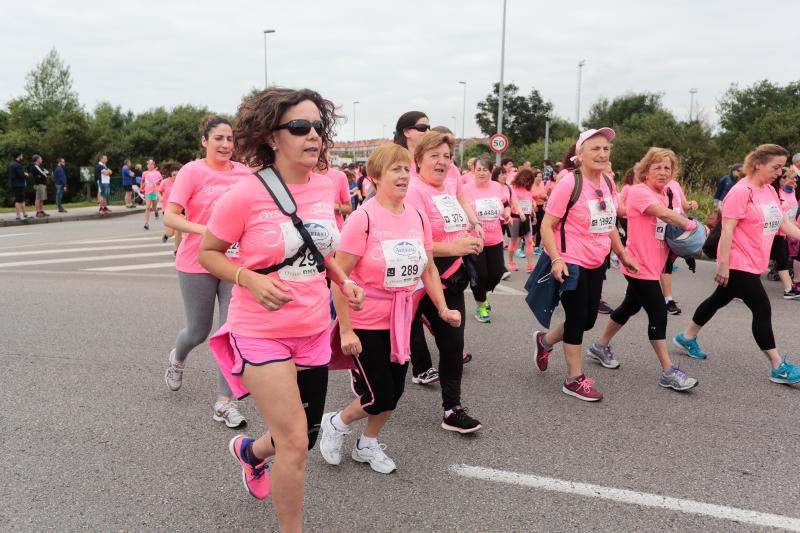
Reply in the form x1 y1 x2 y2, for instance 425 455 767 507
381 238 427 289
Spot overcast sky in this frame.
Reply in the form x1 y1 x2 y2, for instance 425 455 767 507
2 0 796 144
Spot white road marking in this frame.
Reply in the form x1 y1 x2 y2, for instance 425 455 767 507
0 233 36 238
0 251 174 268
84 262 175 272
492 283 525 296
0 242 169 258
450 465 800 531
0 268 176 278
71 236 164 245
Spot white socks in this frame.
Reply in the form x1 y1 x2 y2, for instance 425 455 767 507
331 412 350 432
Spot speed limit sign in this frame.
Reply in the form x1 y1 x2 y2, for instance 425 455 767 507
489 133 509 153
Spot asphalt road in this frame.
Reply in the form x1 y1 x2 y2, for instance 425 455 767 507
2 214 799 532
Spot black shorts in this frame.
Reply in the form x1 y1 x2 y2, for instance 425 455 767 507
123 184 133 192
13 186 25 203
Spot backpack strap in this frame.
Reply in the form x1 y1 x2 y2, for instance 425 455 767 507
253 167 326 275
560 169 584 252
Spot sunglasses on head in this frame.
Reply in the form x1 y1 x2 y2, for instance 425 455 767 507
275 119 324 136
595 189 607 211
406 124 431 133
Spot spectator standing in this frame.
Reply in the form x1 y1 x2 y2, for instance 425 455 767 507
543 159 554 183
95 155 112 213
122 159 135 208
31 155 50 217
53 158 68 212
713 164 742 209
8 151 31 220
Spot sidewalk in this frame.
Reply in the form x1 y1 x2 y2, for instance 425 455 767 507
0 205 145 227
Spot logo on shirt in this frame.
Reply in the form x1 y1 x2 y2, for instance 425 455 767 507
201 184 231 194
438 195 458 208
311 202 334 217
392 241 418 257
306 222 333 247
259 209 283 220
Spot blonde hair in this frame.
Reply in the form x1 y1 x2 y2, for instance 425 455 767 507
633 147 680 183
743 144 789 175
414 131 455 167
366 144 411 183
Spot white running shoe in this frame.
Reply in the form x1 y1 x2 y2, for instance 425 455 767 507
213 400 247 428
352 441 397 474
319 412 349 465
164 348 184 391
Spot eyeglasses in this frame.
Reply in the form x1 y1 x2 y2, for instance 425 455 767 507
405 124 431 133
275 119 324 136
595 189 607 211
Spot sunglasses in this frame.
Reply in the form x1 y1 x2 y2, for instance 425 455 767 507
406 124 431 133
275 119 324 136
595 189 607 211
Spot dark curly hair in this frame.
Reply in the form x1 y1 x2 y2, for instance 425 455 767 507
234 88 339 170
512 168 535 189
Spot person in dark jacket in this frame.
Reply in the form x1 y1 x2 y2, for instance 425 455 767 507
713 164 742 209
53 158 68 212
7 151 31 220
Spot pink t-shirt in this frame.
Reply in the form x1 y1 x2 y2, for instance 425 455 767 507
463 180 508 246
721 180 782 274
169 159 252 273
531 183 547 206
777 188 798 237
545 171 618 269
325 168 350 229
207 172 339 339
461 172 475 185
142 170 162 195
622 184 670 280
513 186 534 217
338 199 433 330
158 178 174 207
410 160 464 197
619 184 632 217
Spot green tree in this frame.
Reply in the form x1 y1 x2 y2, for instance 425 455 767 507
583 93 663 130
475 83 554 148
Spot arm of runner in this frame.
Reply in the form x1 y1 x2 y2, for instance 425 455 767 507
325 254 364 311
421 250 461 327
609 228 638 273
539 213 569 283
779 216 800 240
458 191 485 243
331 251 362 355
163 203 206 235
433 235 481 258
644 202 697 229
715 218 738 287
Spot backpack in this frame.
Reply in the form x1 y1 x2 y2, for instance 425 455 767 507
703 184 757 259
560 169 615 252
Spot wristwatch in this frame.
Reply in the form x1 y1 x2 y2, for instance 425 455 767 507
472 221 482 228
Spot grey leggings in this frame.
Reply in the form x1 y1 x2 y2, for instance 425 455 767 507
175 271 233 397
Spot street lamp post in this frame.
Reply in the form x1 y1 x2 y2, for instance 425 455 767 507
382 124 387 139
352 101 360 163
576 59 585 130
458 81 467 168
263 29 276 88
689 88 698 121
496 0 507 166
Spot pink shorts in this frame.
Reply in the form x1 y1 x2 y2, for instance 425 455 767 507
229 328 331 374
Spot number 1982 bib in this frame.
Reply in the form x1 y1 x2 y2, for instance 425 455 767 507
587 198 617 234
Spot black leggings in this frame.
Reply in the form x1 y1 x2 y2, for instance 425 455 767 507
351 329 408 415
471 242 505 302
691 269 775 351
532 205 544 247
610 276 667 340
410 284 466 410
560 265 605 345
770 235 790 271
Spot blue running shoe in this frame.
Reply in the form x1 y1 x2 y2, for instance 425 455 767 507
534 246 542 254
769 360 800 384
673 332 707 360
515 246 526 258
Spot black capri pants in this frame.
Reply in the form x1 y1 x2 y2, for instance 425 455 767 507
691 269 775 351
471 242 505 302
610 276 668 340
560 265 605 345
350 329 408 415
770 235 790 271
532 205 544 246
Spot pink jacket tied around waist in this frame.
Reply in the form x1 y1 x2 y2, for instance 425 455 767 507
208 323 249 400
329 285 421 370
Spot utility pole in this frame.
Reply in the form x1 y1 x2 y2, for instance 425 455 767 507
352 101 359 163
689 88 698 121
459 81 467 168
544 119 551 161
263 29 275 87
496 0 507 167
576 60 585 130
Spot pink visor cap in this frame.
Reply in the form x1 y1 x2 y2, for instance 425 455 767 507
146 159 155 165
575 127 616 151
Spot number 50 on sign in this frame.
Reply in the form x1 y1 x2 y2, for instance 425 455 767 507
489 133 509 153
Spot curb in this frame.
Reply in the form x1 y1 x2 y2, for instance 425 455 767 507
0 207 144 228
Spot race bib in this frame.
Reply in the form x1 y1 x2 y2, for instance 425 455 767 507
655 218 667 241
475 197 502 222
761 203 782 235
432 194 468 232
587 198 617 234
518 199 533 215
381 238 427 289
278 219 340 281
225 242 240 258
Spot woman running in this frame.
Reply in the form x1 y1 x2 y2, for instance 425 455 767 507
770 168 800 299
533 128 638 401
508 169 537 273
463 156 511 322
587 148 699 390
405 130 483 432
531 168 547 253
159 164 178 244
141 160 162 230
163 117 251 426
674 144 800 384
201 88 363 531
319 143 459 473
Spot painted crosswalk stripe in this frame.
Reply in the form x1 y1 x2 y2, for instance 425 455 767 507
0 242 169 258
0 251 174 268
71 236 164 245
0 233 36 238
84 262 175 272
450 465 800 531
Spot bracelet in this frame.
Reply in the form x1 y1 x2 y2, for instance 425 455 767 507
235 266 246 287
472 220 482 228
341 279 357 287
551 257 565 265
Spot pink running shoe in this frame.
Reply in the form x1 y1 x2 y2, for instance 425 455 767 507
533 331 551 372
562 375 603 402
229 435 271 500
506 262 519 272
526 263 535 273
